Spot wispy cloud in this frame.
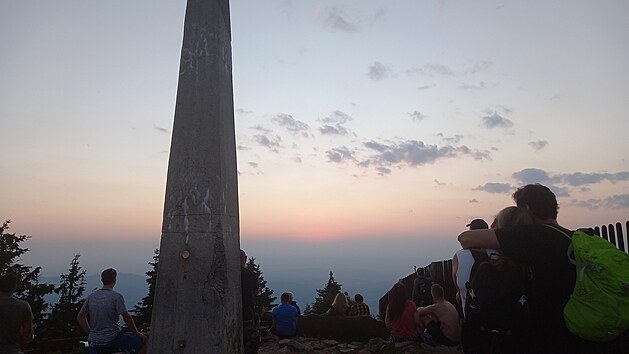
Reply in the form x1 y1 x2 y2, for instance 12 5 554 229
469 198 479 203
253 134 282 152
554 171 629 186
272 113 311 138
406 64 454 77
248 162 259 168
473 183 513 194
250 125 273 133
528 140 548 151
318 7 359 33
482 112 513 129
153 124 168 133
368 61 390 81
571 194 629 210
461 81 498 90
408 111 426 122
320 125 350 136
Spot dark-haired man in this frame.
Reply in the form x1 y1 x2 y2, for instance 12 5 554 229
458 184 596 353
0 272 33 354
77 268 147 354
349 294 370 316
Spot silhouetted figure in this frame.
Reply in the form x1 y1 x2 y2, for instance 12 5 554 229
385 282 421 342
272 292 298 339
77 268 147 354
349 294 370 316
415 284 460 347
326 293 349 316
0 272 33 354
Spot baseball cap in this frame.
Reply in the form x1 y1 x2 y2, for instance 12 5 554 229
466 218 489 230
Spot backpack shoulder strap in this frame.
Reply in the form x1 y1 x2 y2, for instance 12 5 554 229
543 223 573 241
466 249 490 290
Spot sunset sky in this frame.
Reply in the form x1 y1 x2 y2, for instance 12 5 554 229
1 1 628 283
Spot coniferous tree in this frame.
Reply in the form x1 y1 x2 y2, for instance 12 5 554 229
305 271 342 314
0 220 54 332
245 256 277 315
133 249 159 330
44 254 87 338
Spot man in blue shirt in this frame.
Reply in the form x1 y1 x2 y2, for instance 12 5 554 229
272 292 298 339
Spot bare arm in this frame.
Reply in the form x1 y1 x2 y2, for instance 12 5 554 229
451 254 461 305
458 229 500 249
21 319 34 347
77 309 91 334
416 304 436 317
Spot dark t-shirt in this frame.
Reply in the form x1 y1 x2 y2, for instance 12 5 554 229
496 224 597 353
241 266 259 321
0 297 33 353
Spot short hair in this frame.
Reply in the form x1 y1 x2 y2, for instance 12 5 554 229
0 272 18 293
431 284 444 299
494 206 534 229
354 294 364 303
101 268 117 285
280 292 291 303
513 184 558 220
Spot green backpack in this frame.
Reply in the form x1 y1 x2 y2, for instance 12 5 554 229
547 225 629 341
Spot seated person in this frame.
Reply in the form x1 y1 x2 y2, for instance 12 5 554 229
76 268 147 354
415 284 460 347
385 282 421 342
0 272 34 354
325 293 349 316
349 293 370 316
272 292 298 339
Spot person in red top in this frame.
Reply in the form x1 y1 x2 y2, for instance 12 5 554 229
385 282 421 342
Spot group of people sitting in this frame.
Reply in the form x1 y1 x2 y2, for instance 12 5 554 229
381 183 619 353
269 291 372 340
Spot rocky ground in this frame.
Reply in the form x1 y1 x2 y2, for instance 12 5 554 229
257 333 462 353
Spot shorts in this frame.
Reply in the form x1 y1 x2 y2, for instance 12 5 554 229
426 321 459 347
91 331 144 353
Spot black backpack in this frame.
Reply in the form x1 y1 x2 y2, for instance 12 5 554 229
461 249 531 354
412 276 432 307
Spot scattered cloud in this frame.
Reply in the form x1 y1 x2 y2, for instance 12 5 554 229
512 168 551 184
469 60 491 74
319 110 354 136
368 61 390 81
482 112 513 129
408 111 426 122
236 108 253 115
472 183 513 194
321 110 352 124
417 85 433 91
318 7 359 33
406 64 454 77
320 124 350 136
528 140 548 151
272 113 311 137
250 125 272 133
434 179 446 186
153 124 168 133
438 134 464 144
326 146 357 163
253 134 282 152
469 198 479 203
571 194 629 210
375 167 391 175
554 172 629 186
461 81 498 90
363 139 491 168
248 162 259 168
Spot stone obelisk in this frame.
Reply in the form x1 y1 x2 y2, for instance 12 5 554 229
149 0 242 352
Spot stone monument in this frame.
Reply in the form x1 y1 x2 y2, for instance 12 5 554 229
149 0 242 352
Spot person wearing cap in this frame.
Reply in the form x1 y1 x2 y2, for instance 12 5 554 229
451 218 495 318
